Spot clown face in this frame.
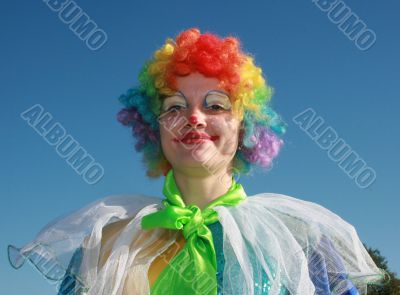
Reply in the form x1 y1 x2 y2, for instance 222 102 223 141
159 72 241 177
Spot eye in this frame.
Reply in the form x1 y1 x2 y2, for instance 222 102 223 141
204 92 232 111
166 105 185 111
208 104 225 111
161 94 187 113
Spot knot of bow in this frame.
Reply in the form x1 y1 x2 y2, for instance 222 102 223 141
140 170 246 295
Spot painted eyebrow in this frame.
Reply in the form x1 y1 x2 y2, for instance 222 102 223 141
171 91 188 101
174 90 230 99
205 90 230 98
162 91 188 104
165 90 230 109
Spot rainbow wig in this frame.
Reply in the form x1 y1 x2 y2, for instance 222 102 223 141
117 28 286 178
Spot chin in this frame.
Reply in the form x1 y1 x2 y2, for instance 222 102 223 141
185 145 223 164
172 155 210 168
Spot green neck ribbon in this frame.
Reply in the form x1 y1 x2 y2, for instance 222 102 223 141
141 170 247 295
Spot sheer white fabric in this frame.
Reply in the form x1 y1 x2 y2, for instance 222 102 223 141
8 193 386 295
214 194 385 295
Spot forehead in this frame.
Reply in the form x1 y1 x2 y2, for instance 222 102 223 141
175 72 224 97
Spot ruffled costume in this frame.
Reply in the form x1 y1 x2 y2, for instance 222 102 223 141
8 170 386 295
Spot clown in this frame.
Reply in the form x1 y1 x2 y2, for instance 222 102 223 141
9 28 386 295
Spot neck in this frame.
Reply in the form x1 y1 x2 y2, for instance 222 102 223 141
172 168 233 210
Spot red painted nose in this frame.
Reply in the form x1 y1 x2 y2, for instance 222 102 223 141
189 115 198 125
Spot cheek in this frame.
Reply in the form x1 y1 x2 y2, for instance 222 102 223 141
160 126 182 165
209 117 240 138
159 126 173 154
208 117 240 153
159 113 188 139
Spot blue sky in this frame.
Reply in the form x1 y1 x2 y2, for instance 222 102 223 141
1 1 399 294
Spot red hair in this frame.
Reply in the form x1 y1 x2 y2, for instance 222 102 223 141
165 28 246 94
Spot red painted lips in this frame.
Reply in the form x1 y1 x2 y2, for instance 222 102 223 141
173 131 219 144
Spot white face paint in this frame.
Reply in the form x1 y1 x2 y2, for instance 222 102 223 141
203 91 232 111
159 72 241 176
161 94 187 113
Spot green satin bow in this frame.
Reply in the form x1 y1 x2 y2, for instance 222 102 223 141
141 170 247 295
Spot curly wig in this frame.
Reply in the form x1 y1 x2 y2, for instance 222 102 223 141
117 28 286 178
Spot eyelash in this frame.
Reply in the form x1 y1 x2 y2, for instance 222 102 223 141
206 104 228 111
165 104 228 112
166 105 186 111
162 96 231 113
